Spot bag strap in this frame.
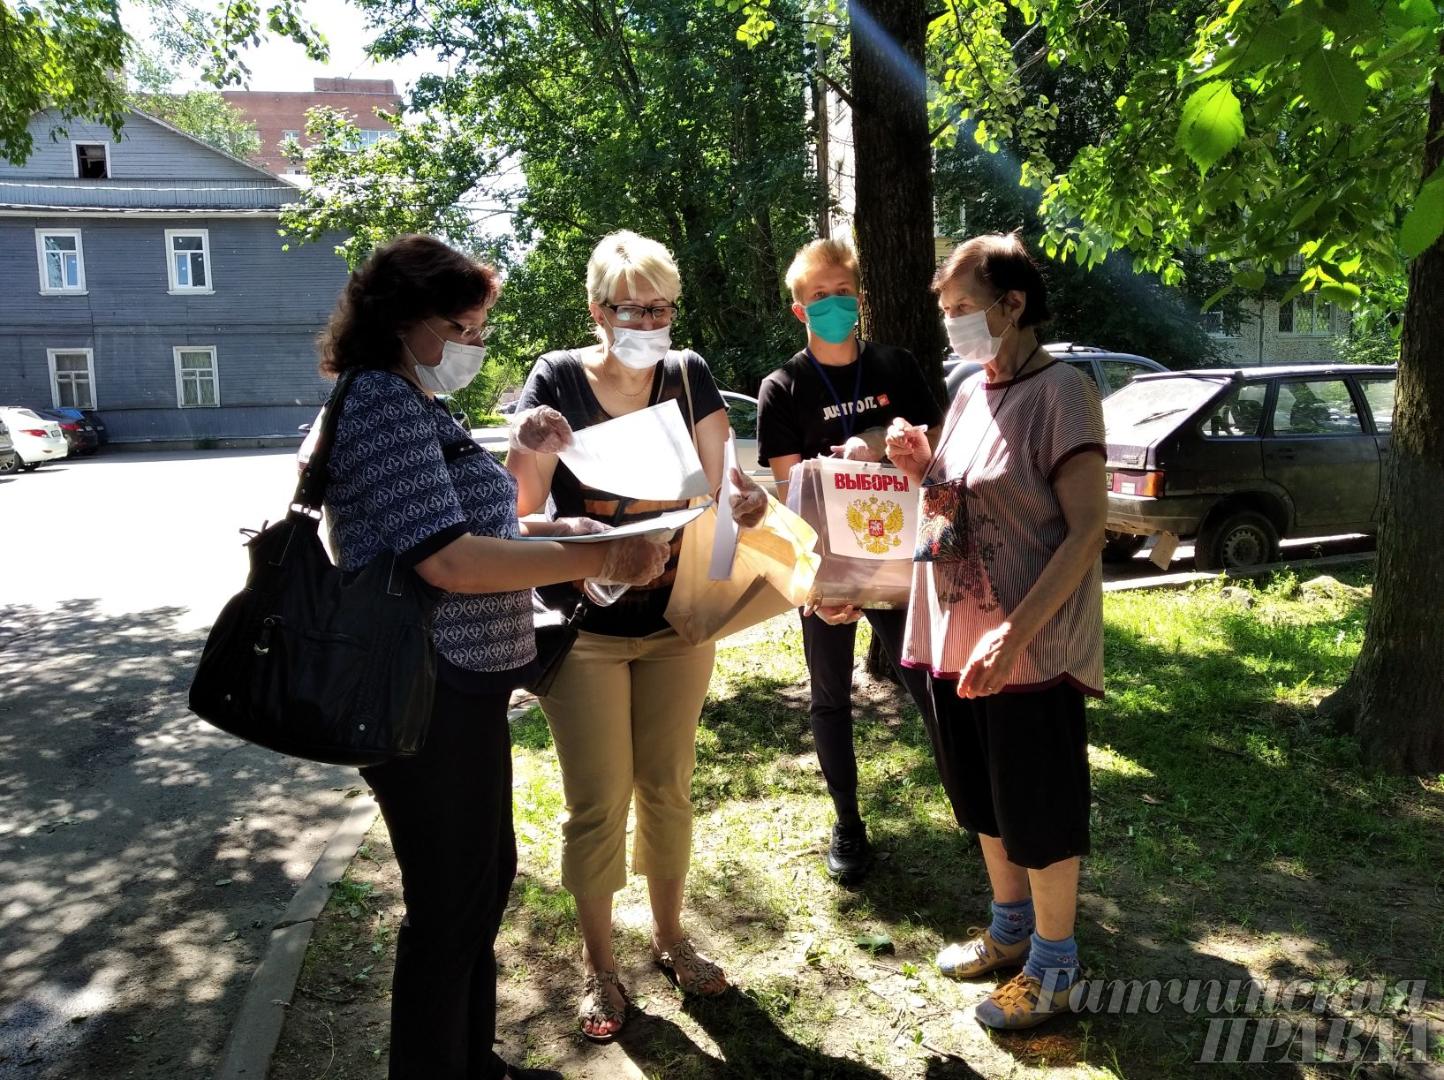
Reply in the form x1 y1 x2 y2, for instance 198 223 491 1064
292 368 360 515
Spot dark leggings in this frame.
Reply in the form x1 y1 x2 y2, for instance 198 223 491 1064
799 606 934 821
360 681 516 1080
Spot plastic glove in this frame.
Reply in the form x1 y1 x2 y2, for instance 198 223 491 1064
508 406 573 454
829 436 880 462
598 535 670 585
803 601 863 625
729 467 768 528
553 516 612 537
884 419 931 481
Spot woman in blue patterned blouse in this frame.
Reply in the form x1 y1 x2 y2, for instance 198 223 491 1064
319 234 669 1080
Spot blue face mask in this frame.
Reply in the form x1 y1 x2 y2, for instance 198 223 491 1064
804 294 860 344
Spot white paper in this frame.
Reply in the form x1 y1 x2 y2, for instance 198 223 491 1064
557 400 708 501
708 433 741 580
816 458 918 561
514 503 709 543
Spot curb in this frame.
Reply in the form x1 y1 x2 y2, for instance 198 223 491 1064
1103 549 1376 593
213 696 541 1080
213 793 379 1080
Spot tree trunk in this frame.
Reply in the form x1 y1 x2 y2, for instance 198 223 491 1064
848 0 941 680
1321 48 1444 774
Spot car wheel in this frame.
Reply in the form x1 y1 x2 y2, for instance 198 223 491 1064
1102 531 1148 563
0 455 17 475
1195 509 1279 571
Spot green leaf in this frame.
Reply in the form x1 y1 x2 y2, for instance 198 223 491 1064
1177 81 1245 174
1300 47 1368 125
1232 268 1267 290
1401 171 1444 258
1318 282 1362 307
1235 12 1304 72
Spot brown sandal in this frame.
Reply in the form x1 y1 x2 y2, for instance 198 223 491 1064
578 968 628 1043
652 937 727 996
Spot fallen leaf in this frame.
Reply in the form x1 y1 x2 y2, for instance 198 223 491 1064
855 932 894 954
1141 794 1164 805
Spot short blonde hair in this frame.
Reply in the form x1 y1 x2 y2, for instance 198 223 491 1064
586 230 682 304
784 238 858 302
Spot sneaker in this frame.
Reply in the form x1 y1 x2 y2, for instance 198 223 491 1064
825 820 873 883
974 970 1076 1030
936 927 1030 980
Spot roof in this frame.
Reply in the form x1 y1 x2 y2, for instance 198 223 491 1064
1133 364 1397 381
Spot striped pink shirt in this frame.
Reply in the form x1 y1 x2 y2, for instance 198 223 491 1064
902 360 1106 697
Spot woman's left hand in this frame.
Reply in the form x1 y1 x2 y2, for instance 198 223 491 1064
956 625 1023 698
729 467 768 528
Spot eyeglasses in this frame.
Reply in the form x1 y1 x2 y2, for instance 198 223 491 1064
441 317 493 343
603 302 677 326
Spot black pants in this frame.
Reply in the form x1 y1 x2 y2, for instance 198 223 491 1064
360 680 516 1080
799 607 934 821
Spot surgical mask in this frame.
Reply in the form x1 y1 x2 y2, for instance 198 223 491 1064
944 298 1008 361
804 294 860 344
410 323 488 393
610 325 671 370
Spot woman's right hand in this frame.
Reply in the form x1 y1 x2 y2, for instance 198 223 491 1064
885 418 931 483
598 535 670 585
509 406 573 454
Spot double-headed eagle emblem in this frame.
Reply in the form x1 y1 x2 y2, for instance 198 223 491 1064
846 496 905 555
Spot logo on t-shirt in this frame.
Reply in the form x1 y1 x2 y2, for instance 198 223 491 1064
822 394 882 423
878 393 891 407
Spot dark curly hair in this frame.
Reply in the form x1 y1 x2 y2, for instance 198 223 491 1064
319 235 500 376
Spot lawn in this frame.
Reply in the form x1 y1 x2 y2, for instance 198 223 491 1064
269 568 1444 1079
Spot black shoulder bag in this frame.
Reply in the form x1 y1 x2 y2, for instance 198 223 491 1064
188 370 441 766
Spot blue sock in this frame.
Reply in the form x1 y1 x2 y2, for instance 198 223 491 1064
1023 932 1079 994
988 898 1035 946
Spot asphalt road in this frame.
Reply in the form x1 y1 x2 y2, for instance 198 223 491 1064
0 449 353 1080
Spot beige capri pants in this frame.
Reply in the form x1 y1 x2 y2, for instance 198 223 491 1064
539 627 717 897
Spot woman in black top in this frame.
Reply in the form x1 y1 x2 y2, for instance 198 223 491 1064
508 230 765 1042
320 234 667 1079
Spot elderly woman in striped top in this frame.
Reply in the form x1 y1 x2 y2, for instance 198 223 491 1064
885 233 1106 1031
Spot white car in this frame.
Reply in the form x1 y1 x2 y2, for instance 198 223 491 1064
0 407 68 471
0 416 16 475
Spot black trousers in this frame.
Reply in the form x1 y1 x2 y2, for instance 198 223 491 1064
360 680 516 1080
799 606 934 820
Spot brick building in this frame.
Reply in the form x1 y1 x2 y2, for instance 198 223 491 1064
221 77 402 176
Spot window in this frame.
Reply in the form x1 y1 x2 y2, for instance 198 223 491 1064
1101 360 1153 395
174 347 220 407
73 142 109 179
1278 295 1333 336
1357 379 1395 434
1272 379 1362 435
35 229 86 293
346 129 396 151
165 229 212 293
1064 359 1099 390
47 349 96 409
281 129 301 142
1201 383 1268 438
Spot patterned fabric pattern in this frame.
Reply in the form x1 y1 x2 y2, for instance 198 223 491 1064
325 370 535 672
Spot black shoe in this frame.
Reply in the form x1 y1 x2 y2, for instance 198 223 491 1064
826 820 873 883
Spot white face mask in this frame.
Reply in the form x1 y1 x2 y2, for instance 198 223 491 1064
409 324 488 393
944 298 1008 361
609 325 671 370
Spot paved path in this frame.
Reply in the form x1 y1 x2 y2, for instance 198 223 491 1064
0 451 352 1080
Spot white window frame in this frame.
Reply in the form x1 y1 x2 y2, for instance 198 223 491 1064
46 348 97 410
34 228 87 294
71 140 111 179
173 346 221 408
165 229 214 294
1278 294 1334 338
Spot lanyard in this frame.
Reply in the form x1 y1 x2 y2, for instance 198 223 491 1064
924 344 1043 487
805 345 865 441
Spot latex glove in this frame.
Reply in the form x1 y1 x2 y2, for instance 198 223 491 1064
553 516 611 537
509 406 573 454
803 601 863 626
884 419 931 480
598 535 670 585
956 624 1023 699
729 467 768 528
829 436 881 462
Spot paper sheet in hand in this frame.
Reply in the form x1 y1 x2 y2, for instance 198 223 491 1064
707 434 741 580
558 400 707 501
816 458 918 561
516 503 709 543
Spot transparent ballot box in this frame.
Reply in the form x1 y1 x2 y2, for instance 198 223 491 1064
785 458 919 609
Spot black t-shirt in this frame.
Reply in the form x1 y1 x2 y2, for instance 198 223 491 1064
756 341 943 466
517 348 725 638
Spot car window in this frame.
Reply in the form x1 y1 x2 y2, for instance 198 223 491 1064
1201 382 1269 437
1357 378 1395 434
1064 359 1099 389
1100 360 1151 395
1104 376 1228 438
1271 379 1363 436
725 396 758 439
